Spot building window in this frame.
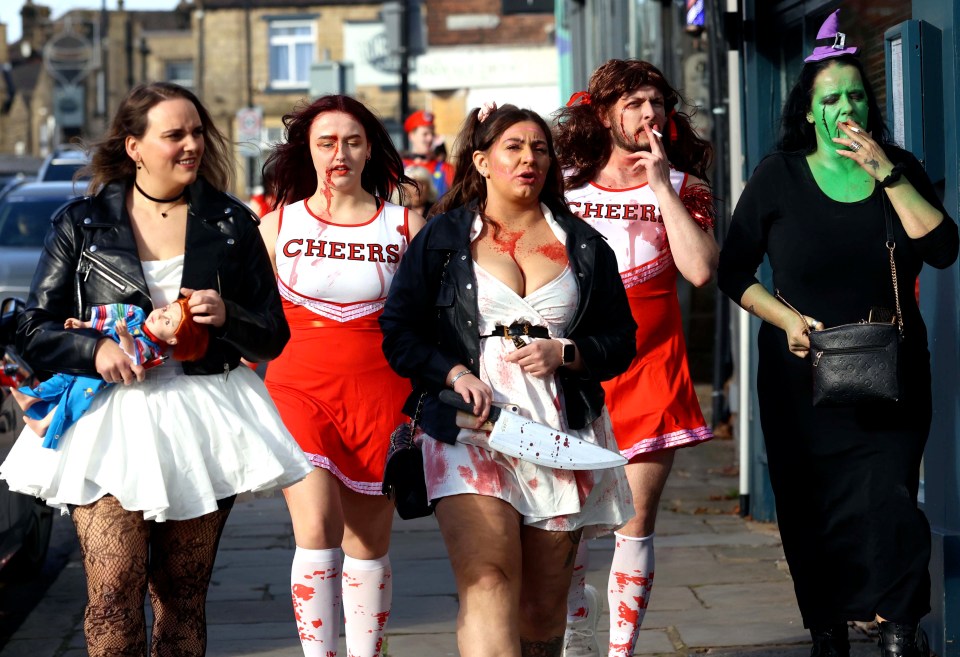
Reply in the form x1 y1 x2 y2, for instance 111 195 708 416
268 19 315 89
165 60 194 89
266 127 284 146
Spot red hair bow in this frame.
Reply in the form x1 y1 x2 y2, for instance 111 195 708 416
566 91 592 107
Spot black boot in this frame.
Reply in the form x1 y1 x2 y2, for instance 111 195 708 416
877 621 930 657
810 624 850 657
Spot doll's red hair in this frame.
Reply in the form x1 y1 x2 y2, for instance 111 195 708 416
171 297 210 362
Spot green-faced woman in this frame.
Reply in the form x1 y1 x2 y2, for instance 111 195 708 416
717 9 959 657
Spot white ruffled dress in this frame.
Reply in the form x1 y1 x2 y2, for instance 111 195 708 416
0 255 313 522
421 209 633 538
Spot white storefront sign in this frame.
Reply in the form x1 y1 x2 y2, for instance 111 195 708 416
415 47 558 91
342 21 421 88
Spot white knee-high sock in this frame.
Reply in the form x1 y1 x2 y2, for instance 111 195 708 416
607 533 655 657
566 539 592 622
341 554 392 657
291 547 342 657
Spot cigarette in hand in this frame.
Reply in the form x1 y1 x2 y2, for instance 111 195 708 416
651 128 663 138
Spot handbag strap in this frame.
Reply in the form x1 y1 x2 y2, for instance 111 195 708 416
410 390 427 428
881 194 904 336
776 193 903 337
775 290 809 334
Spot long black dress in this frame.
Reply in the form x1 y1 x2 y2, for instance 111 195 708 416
717 147 959 628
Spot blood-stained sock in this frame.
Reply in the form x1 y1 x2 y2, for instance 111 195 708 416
341 554 392 657
291 546 342 657
607 533 655 657
566 539 591 622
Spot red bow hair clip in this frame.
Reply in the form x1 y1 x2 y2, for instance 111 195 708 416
566 91 592 107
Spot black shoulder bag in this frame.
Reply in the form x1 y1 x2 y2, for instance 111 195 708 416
779 196 903 407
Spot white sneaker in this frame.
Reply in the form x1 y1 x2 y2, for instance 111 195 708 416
562 583 603 657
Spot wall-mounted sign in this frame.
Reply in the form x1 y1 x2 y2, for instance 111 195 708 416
43 21 95 87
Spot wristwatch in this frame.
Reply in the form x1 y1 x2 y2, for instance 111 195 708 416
559 339 576 365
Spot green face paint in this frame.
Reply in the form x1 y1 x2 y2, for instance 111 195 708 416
808 62 869 155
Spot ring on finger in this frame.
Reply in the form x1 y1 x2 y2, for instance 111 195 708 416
850 140 862 152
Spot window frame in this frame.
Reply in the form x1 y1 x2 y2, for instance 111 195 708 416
164 59 195 90
267 18 316 90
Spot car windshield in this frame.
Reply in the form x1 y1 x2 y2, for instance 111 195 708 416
0 198 65 247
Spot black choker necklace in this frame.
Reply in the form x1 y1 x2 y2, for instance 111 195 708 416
134 181 185 218
134 181 185 204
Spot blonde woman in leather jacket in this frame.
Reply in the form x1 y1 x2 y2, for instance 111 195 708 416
0 82 311 657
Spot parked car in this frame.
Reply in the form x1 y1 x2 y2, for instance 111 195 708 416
0 155 42 191
36 147 90 183
0 181 81 578
0 179 84 300
0 297 53 578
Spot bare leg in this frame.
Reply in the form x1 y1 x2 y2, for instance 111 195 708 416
519 525 581 657
620 449 676 538
341 484 394 559
436 494 523 657
284 468 347 550
72 495 150 657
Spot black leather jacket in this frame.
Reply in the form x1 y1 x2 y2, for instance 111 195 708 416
379 201 637 444
17 178 289 379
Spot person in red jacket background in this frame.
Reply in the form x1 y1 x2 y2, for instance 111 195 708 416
401 109 453 200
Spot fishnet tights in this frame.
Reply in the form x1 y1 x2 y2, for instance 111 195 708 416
72 495 232 657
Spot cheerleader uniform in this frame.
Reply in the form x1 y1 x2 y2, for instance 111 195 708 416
0 254 314 522
265 199 412 493
566 170 712 459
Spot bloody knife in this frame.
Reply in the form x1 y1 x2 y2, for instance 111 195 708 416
438 389 627 470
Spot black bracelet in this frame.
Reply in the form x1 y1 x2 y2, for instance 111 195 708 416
878 162 906 188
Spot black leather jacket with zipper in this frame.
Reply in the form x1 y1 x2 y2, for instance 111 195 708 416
379 201 637 444
17 177 289 379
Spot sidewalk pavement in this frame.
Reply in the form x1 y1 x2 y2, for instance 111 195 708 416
2 431 882 656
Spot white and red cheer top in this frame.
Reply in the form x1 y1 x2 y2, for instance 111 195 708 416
566 170 712 457
264 198 413 493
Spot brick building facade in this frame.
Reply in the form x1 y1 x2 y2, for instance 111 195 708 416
0 0 556 196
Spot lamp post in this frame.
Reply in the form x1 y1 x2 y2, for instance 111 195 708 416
399 0 410 151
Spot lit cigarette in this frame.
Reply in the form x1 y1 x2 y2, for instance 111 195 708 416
651 128 663 138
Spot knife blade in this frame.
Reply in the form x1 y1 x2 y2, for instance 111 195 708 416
438 389 626 470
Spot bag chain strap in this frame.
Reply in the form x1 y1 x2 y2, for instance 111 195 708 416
410 390 427 429
881 193 904 337
774 290 809 334
777 191 904 338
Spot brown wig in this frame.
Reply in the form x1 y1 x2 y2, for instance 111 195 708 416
429 104 565 218
265 95 414 209
170 297 209 362
554 59 713 189
84 82 234 193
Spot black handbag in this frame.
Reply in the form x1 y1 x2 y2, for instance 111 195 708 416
382 392 433 519
780 196 903 407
